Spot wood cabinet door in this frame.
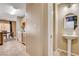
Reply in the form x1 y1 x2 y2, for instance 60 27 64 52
0 32 3 45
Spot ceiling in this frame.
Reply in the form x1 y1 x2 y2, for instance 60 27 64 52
0 3 26 10
0 3 26 21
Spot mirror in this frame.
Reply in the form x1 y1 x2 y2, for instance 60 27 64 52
63 13 77 35
64 13 77 30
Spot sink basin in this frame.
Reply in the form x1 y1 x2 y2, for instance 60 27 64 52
63 34 78 40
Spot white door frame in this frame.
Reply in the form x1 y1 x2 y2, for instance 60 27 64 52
48 3 59 56
48 3 54 56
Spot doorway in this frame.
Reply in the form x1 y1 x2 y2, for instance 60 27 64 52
0 20 16 42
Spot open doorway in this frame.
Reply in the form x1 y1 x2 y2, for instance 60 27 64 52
0 20 16 42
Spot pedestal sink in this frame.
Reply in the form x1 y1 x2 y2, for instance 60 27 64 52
63 34 77 40
63 33 77 56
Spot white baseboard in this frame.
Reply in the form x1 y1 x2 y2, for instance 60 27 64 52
55 48 79 56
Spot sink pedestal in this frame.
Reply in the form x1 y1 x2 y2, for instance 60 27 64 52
68 39 72 56
63 34 77 56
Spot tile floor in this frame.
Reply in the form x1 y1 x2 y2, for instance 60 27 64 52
0 39 29 56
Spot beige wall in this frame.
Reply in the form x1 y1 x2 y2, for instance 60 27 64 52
26 3 48 56
57 3 79 55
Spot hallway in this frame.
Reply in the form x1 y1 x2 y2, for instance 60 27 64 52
0 40 29 56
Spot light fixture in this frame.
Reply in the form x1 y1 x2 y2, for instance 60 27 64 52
9 8 17 15
66 3 77 8
64 6 68 10
71 4 77 9
7 6 25 17
7 6 17 15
